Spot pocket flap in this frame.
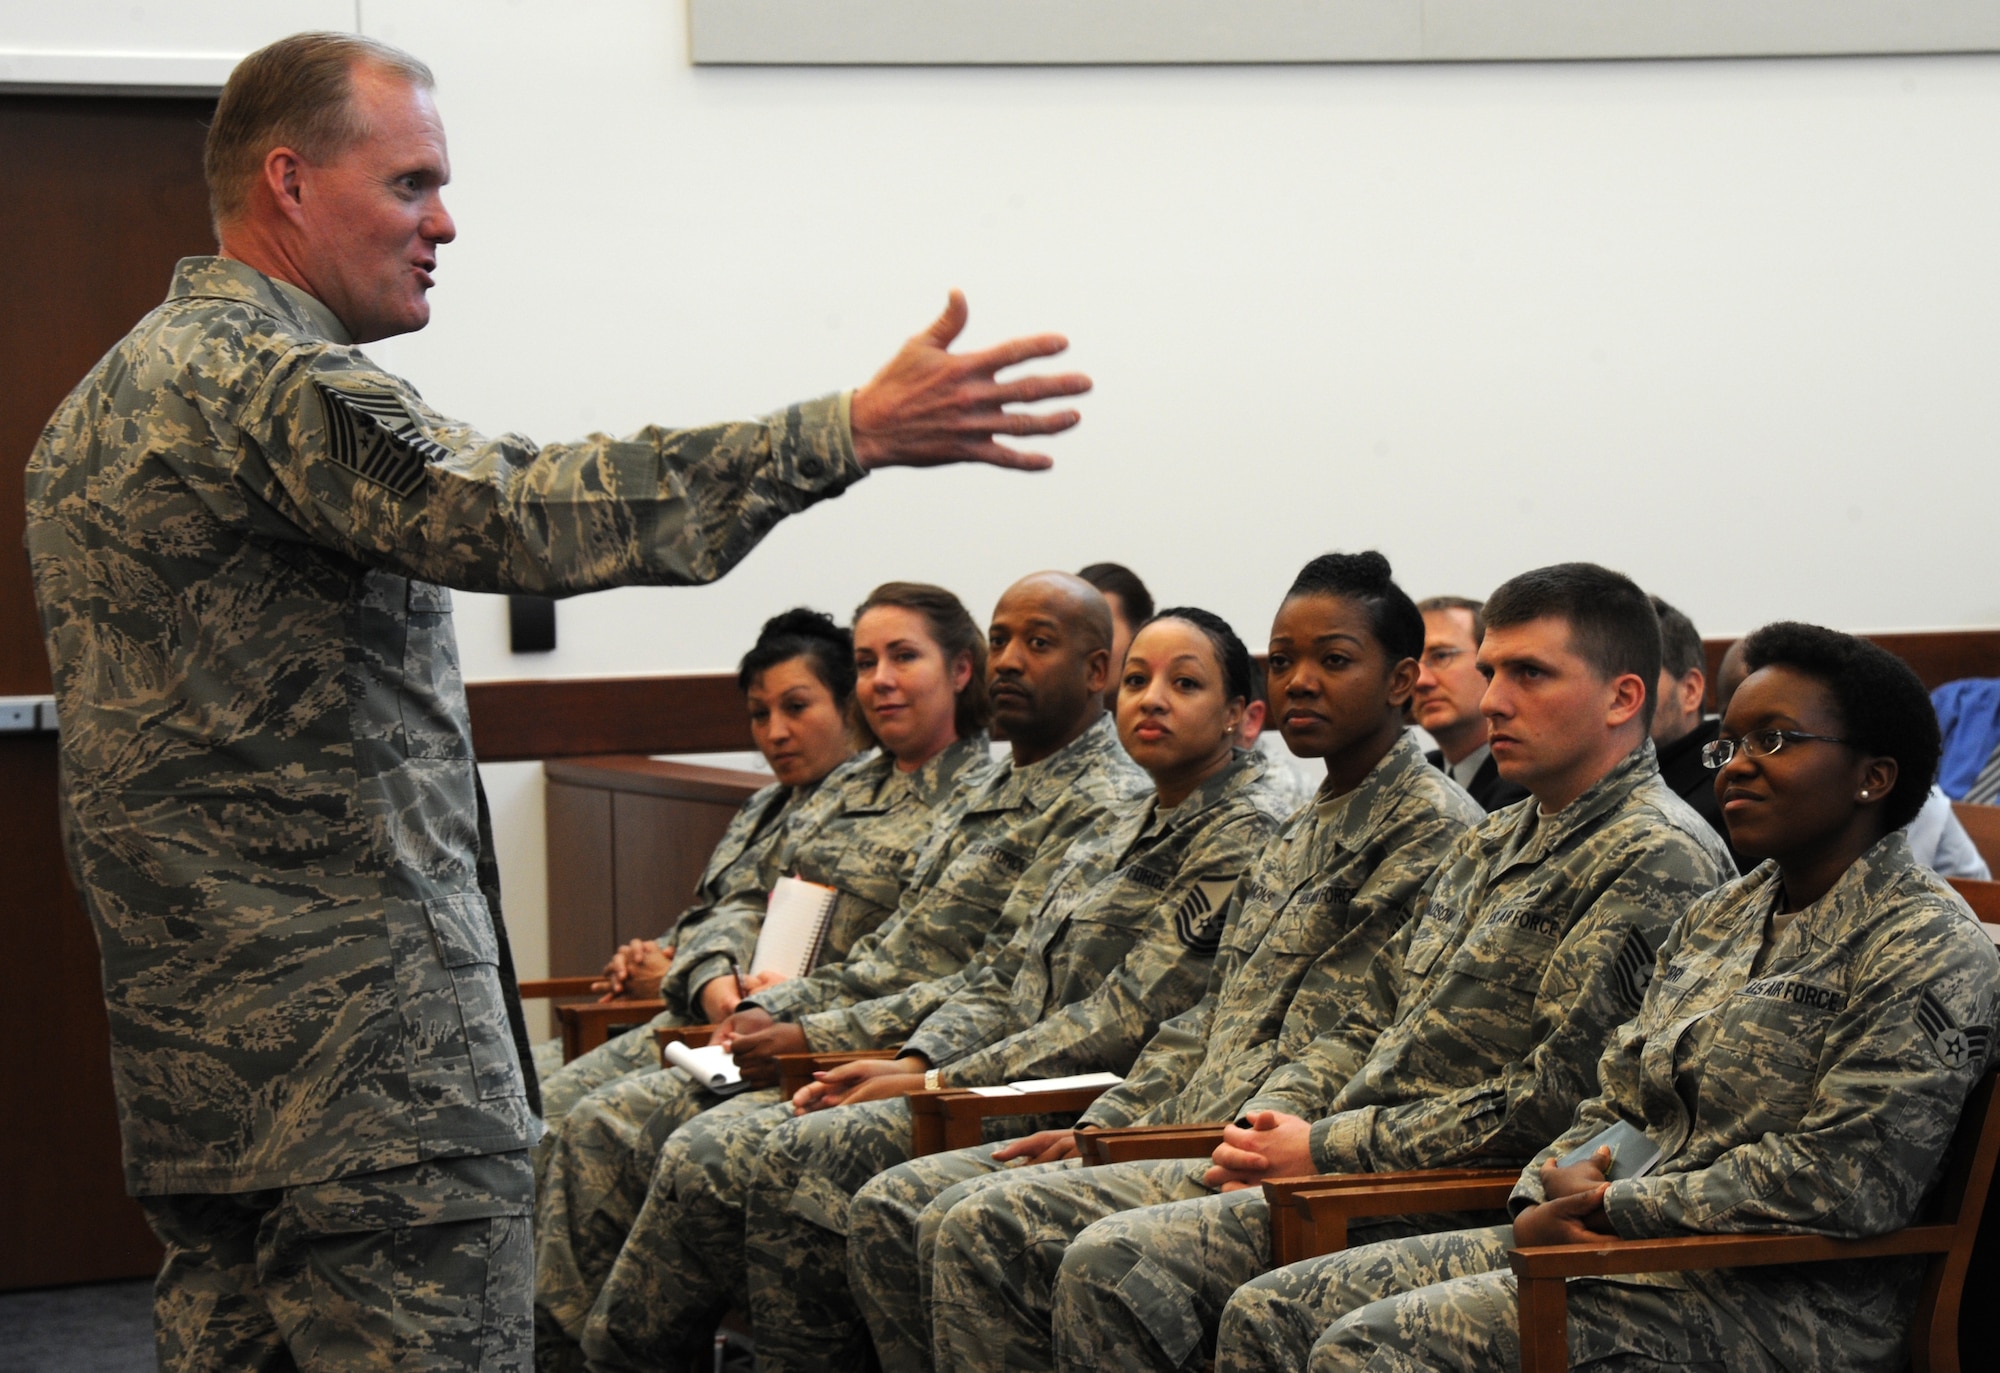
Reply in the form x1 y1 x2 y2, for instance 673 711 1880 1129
427 892 499 968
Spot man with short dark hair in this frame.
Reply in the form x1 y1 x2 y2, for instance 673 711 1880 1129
1648 595 1729 847
1079 562 1154 710
23 29 1091 1369
926 564 1735 1373
1412 595 1527 813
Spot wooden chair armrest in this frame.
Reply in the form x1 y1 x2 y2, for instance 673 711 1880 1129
1075 1123 1230 1167
553 999 666 1063
777 1048 902 1099
519 976 601 999
1509 1224 1956 1281
654 1023 717 1060
910 1083 1113 1156
1271 1171 1520 1265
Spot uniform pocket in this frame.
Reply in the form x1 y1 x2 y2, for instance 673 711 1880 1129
425 894 522 1102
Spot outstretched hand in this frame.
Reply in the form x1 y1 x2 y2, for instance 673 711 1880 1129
850 291 1090 472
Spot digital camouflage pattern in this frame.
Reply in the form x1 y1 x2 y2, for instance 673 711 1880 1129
754 712 1150 1047
739 750 1293 1372
535 717 1143 1366
667 736 996 1016
1211 1222 1778 1373
23 257 863 1195
536 778 808 1130
922 740 1737 1373
531 735 992 1359
1500 832 2000 1373
1082 731 1482 1131
849 730 1479 1372
146 1152 534 1372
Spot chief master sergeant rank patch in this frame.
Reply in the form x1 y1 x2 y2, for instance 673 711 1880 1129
316 380 450 498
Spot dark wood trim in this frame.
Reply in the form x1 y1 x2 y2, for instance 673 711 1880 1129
543 755 770 804
1702 629 2000 697
466 673 751 761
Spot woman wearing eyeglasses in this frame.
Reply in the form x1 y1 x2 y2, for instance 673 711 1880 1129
1214 622 2000 1373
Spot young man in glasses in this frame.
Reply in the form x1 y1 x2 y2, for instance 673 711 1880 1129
918 563 1737 1373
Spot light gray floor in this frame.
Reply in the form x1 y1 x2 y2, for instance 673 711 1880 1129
0 1279 152 1373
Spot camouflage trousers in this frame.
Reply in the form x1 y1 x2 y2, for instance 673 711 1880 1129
1215 1223 1781 1373
747 1098 1077 1373
142 1151 532 1373
534 1007 692 1141
916 1155 1217 1372
576 1091 790 1372
530 1056 752 1367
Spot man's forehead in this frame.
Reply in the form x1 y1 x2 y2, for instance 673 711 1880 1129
1423 607 1477 641
1478 617 1576 662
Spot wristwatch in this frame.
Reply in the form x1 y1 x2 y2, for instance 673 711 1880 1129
924 1067 943 1092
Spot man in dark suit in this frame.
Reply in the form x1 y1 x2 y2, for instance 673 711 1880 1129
1648 595 1736 860
1414 596 1530 812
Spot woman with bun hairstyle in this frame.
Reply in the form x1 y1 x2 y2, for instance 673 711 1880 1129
534 584 995 1353
1216 623 2000 1373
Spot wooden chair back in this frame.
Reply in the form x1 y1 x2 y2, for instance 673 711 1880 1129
1952 804 2000 877
1507 1068 2000 1373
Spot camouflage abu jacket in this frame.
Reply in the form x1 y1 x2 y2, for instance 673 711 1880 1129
23 257 863 1194
654 778 816 1021
1511 833 2000 1373
1079 732 1482 1130
904 748 1291 1085
1246 740 1737 1175
664 735 995 1014
747 712 1149 1050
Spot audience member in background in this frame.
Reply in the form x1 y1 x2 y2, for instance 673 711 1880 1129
551 572 1148 1371
1080 562 1155 710
1931 674 2000 802
1218 623 1999 1373
1412 595 1528 813
536 610 860 1116
854 552 1482 1372
534 586 998 1359
1727 640 1989 880
931 564 1734 1373
1238 654 1312 814
1648 596 1730 847
707 608 1294 1373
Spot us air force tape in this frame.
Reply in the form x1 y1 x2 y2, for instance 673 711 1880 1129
315 380 450 498
1174 877 1239 955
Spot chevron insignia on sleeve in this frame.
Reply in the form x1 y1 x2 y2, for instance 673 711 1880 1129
1611 925 1656 1008
1916 988 1990 1070
315 381 450 497
1174 877 1238 956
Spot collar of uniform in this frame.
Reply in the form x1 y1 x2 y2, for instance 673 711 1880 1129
168 256 354 345
1142 746 1267 841
906 731 993 808
1005 711 1124 809
1772 828 1928 948
1312 729 1430 854
1500 737 1661 869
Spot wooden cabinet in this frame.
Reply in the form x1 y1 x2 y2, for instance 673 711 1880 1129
543 757 768 976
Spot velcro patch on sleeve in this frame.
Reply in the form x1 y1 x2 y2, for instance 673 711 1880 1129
315 380 450 498
1916 987 1990 1071
1611 925 1657 1009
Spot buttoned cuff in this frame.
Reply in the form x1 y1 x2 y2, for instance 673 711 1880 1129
777 391 865 495
681 955 733 1012
1600 1179 1657 1238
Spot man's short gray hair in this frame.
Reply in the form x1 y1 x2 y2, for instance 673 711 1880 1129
205 31 434 231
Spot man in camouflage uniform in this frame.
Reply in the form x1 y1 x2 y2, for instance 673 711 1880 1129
922 563 1736 1373
535 573 1147 1369
533 732 992 1350
844 551 1479 1372
22 31 1087 1370
737 742 1294 1372
1215 831 1998 1373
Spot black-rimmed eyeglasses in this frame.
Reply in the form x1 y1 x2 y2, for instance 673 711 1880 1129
1700 728 1851 770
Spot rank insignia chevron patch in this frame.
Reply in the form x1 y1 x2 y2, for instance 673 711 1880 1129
1611 925 1656 1009
1916 988 1990 1070
1174 878 1239 955
315 381 450 497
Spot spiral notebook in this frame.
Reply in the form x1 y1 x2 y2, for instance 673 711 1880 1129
749 875 840 981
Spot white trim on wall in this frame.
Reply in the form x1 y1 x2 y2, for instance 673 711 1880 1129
687 0 2000 66
0 49 240 94
0 0 359 93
